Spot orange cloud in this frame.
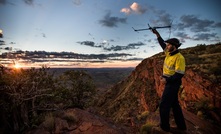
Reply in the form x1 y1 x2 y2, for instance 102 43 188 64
120 2 147 15
120 8 131 15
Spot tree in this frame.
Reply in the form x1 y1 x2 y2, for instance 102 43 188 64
0 67 96 133
56 70 96 109
0 67 56 132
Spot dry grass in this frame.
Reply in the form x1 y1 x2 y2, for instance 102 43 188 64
140 119 158 134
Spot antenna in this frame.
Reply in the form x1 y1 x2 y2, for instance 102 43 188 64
168 20 173 39
132 23 171 32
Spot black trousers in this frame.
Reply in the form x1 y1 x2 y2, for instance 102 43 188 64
159 81 186 131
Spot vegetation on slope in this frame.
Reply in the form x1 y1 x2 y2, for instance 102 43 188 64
0 43 220 133
0 66 96 133
96 43 221 133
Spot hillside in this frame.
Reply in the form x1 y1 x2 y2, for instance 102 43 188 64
95 43 221 133
2 43 220 134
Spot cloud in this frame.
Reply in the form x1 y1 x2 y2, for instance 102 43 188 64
149 8 173 26
77 41 104 48
177 15 215 32
130 2 146 14
109 39 115 42
193 33 218 41
42 33 46 38
174 15 221 42
4 47 12 51
0 40 5 45
10 42 16 44
213 22 221 28
78 40 145 52
23 0 34 6
72 0 82 5
0 50 134 65
0 0 6 5
174 32 220 42
121 2 147 15
157 13 173 26
175 29 220 43
128 42 146 47
120 8 131 15
104 42 145 51
175 32 191 40
174 32 191 43
77 41 95 47
99 11 127 27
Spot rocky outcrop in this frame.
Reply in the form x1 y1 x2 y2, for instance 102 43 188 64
97 57 161 123
27 44 221 134
96 46 221 133
26 108 130 134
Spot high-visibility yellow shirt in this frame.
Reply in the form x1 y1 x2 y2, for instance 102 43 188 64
163 50 185 77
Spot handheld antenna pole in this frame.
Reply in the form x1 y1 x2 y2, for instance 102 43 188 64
132 24 171 32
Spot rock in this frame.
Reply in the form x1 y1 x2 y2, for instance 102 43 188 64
79 122 92 132
26 128 50 134
95 45 221 133
26 44 221 134
27 108 126 134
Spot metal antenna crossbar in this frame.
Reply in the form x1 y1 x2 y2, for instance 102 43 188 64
132 24 171 32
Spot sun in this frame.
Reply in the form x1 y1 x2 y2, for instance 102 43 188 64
14 63 21 69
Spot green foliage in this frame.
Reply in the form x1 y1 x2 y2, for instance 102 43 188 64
0 66 96 133
195 97 210 111
141 111 150 117
56 70 96 109
196 111 204 119
137 111 149 121
194 97 217 121
180 43 221 82
140 120 157 134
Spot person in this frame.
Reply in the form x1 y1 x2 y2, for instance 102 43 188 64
152 29 187 132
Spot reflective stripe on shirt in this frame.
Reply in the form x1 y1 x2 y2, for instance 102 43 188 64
163 50 185 76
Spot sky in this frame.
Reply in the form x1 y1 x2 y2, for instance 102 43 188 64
0 0 221 68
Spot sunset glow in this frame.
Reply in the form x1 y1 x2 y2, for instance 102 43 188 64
0 0 220 68
14 63 21 69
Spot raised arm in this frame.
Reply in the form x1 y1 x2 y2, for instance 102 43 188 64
152 29 166 50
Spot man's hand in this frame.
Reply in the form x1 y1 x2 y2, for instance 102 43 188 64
160 76 166 84
152 29 160 37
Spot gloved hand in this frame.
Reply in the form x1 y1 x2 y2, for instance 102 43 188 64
152 28 159 35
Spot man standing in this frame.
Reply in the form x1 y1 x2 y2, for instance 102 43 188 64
152 29 187 132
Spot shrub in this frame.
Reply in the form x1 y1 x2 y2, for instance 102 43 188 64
140 120 158 134
195 97 209 111
56 70 96 109
137 111 150 120
62 112 78 124
43 113 55 132
197 111 204 119
0 66 96 133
